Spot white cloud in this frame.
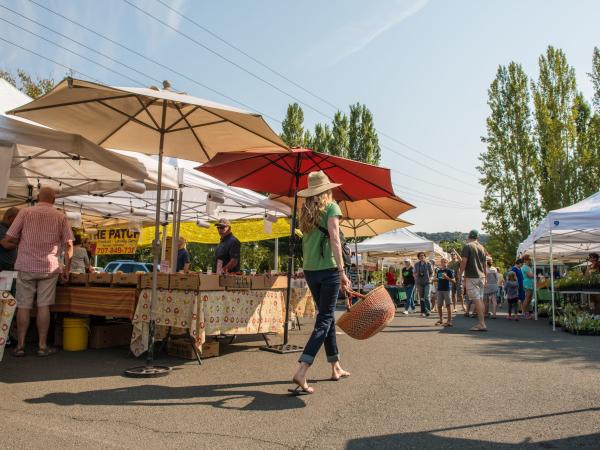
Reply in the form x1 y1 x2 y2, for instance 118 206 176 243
309 0 429 66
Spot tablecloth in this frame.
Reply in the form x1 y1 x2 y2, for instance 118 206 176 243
0 291 17 362
130 289 285 357
53 286 138 319
289 287 316 320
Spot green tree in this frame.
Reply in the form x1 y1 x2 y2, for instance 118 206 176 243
311 123 332 154
330 111 349 157
280 103 306 147
479 63 540 267
0 68 55 99
348 103 381 164
590 47 600 111
531 46 579 211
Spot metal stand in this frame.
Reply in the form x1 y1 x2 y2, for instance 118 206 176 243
124 102 172 377
261 155 303 355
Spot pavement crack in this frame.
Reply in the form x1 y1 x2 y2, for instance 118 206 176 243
0 406 292 448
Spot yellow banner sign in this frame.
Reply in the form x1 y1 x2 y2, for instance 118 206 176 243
94 228 140 255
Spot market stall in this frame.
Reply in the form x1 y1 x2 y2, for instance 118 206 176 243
518 190 600 330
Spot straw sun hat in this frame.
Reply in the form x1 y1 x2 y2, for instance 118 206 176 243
297 171 341 198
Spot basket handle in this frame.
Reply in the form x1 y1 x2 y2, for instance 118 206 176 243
343 288 365 311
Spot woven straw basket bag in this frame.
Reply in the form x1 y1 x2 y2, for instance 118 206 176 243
336 286 395 340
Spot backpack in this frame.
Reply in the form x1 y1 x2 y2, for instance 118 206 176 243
317 225 352 268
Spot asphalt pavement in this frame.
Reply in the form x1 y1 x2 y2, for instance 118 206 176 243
1 306 599 449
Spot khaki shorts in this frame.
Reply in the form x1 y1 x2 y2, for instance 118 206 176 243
465 278 485 302
16 272 59 309
436 290 452 307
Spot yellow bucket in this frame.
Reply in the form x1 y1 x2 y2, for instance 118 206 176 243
62 317 90 351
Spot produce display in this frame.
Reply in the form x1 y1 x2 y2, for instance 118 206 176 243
561 303 600 335
555 270 600 292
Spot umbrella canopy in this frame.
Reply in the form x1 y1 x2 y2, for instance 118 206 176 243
0 79 175 204
270 194 414 219
9 78 287 158
198 148 398 350
198 148 395 201
9 77 289 374
340 218 412 238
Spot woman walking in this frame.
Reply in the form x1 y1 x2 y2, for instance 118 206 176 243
291 171 352 395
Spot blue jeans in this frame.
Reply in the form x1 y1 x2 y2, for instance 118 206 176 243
404 285 415 311
416 283 431 314
299 269 340 365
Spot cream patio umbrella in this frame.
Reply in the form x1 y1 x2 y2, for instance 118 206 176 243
10 77 288 377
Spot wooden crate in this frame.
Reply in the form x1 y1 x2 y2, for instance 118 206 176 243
169 273 200 290
139 273 170 289
112 273 140 286
220 274 252 290
198 274 224 291
69 273 89 286
88 322 133 349
167 338 219 360
88 272 113 285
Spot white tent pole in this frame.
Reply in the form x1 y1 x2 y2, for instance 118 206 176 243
174 189 183 267
549 227 556 331
170 189 179 273
533 242 538 320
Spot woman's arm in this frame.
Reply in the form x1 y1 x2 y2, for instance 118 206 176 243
328 216 351 293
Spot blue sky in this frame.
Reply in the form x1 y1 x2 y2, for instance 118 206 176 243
1 0 599 232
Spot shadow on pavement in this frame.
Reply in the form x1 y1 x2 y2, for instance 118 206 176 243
24 381 307 412
440 315 600 368
346 407 600 449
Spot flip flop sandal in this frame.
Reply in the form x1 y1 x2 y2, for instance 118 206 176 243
12 348 25 357
37 347 57 357
288 385 314 396
330 373 351 381
435 321 443 325
470 327 488 332
443 323 453 327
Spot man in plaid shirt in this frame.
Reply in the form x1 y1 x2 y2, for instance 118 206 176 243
1 187 73 357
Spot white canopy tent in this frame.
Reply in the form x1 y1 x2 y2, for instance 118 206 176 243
0 79 177 207
356 227 448 261
517 190 600 329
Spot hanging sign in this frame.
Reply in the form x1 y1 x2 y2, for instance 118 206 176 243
94 228 140 255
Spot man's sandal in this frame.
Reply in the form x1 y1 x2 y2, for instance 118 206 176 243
37 347 57 357
12 348 25 357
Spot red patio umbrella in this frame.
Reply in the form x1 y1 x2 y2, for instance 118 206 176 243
198 148 397 352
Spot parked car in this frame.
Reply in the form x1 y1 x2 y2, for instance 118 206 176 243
103 260 150 274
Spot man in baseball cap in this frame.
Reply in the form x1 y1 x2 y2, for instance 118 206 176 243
214 218 241 273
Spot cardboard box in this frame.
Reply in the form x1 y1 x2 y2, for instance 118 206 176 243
88 272 113 285
167 338 219 360
69 273 89 285
169 273 200 290
88 322 133 349
112 273 140 286
251 275 266 289
219 274 252 290
139 273 170 289
199 274 224 291
262 275 288 290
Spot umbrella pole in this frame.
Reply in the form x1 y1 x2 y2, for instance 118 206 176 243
124 103 171 378
353 222 361 292
261 154 302 354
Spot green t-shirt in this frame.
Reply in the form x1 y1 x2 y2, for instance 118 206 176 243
302 202 342 271
460 241 486 278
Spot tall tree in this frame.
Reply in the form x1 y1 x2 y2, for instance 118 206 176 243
479 63 540 266
311 123 332 154
330 111 349 157
280 103 306 147
348 103 381 164
591 47 600 111
0 68 54 99
531 46 579 211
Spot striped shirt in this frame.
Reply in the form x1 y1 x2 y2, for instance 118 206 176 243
7 203 73 274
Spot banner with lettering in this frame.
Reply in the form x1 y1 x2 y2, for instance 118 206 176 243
94 228 140 255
